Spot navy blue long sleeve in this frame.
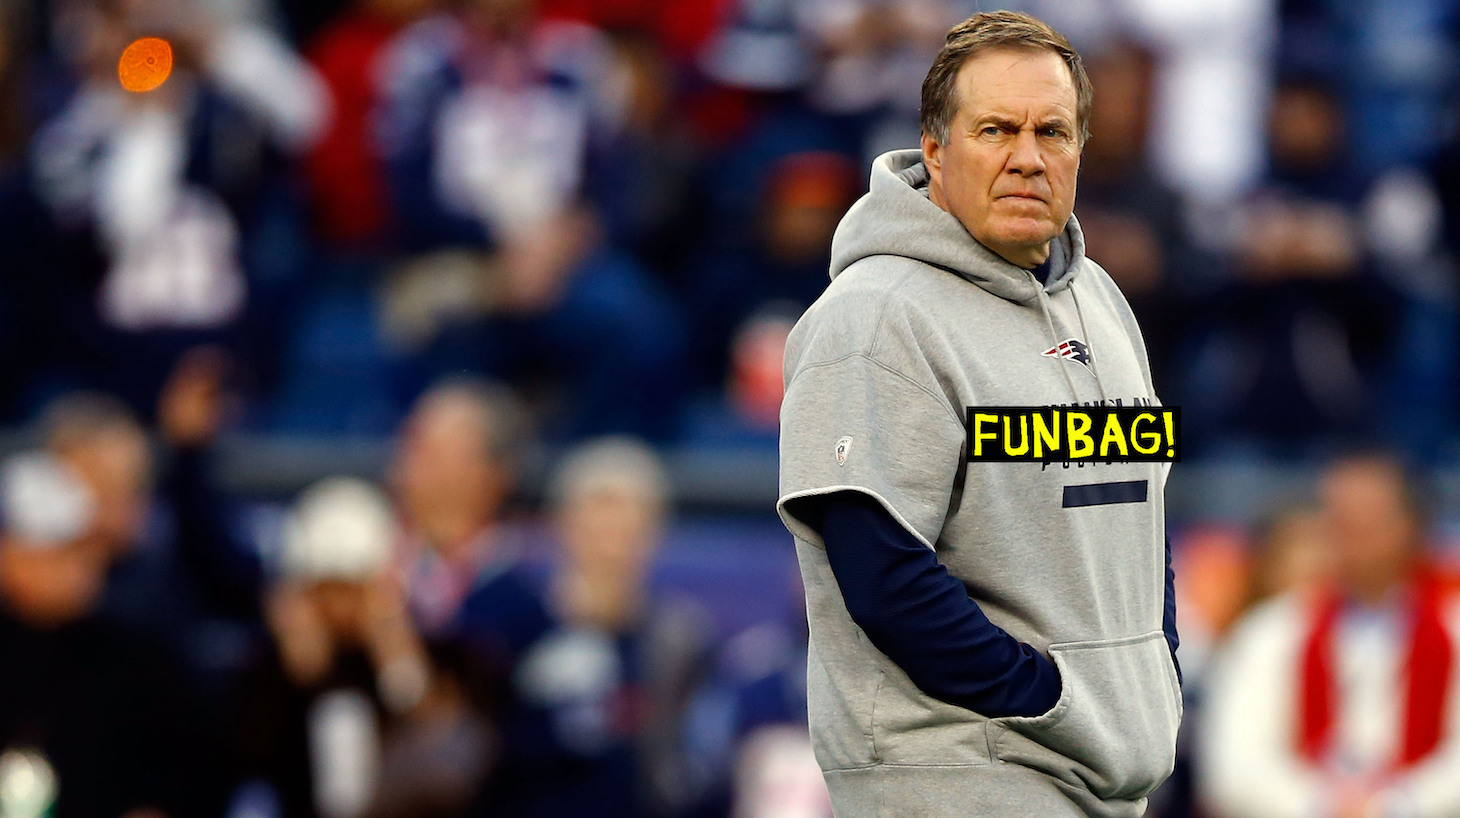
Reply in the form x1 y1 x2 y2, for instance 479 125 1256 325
1164 534 1181 686
804 491 1062 718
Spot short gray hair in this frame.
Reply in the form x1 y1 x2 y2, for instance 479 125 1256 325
548 436 669 514
920 10 1092 146
411 378 531 468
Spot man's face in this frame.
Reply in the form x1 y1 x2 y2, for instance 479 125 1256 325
63 427 151 552
1321 459 1415 597
391 396 505 534
557 488 660 581
922 48 1081 268
0 537 108 629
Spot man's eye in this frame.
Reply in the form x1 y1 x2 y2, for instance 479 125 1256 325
1041 127 1068 139
980 126 1002 136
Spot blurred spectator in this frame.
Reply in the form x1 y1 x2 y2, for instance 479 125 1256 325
539 0 723 65
696 586 832 818
27 0 328 416
1158 508 1334 817
1199 454 1460 818
1074 40 1206 397
724 307 796 434
237 476 487 818
685 150 856 397
1169 509 1331 690
390 379 551 659
697 0 813 99
1169 527 1253 688
304 0 437 249
483 436 708 818
1131 0 1278 211
688 0 861 234
1278 0 1459 175
1184 75 1404 456
678 147 855 444
45 396 147 524
374 0 685 439
588 30 705 277
0 450 217 817
1245 504 1333 610
0 0 47 421
42 354 262 655
798 0 953 160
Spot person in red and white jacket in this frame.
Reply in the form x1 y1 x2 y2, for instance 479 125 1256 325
1199 453 1460 818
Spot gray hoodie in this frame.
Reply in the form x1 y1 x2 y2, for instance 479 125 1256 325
777 149 1181 817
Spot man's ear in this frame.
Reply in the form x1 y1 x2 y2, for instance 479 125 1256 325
921 132 942 180
921 132 945 207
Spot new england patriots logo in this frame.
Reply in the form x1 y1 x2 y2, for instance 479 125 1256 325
1042 338 1092 368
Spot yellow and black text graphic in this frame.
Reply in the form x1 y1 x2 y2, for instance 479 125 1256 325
965 406 1181 463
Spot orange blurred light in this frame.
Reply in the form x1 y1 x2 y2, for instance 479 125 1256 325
118 37 174 93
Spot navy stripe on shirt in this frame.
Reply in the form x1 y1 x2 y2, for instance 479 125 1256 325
1164 534 1182 686
1062 479 1149 508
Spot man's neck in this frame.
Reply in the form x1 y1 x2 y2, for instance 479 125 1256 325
998 242 1052 269
424 514 494 564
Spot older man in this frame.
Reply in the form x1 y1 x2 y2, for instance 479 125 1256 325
1200 454 1460 818
776 11 1180 817
0 452 214 817
390 378 548 654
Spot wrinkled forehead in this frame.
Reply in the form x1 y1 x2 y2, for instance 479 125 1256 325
952 46 1078 122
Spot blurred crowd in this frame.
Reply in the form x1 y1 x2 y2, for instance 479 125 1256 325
0 366 825 817
1 0 1460 816
0 0 1456 457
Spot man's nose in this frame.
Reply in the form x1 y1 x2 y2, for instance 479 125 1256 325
1006 130 1045 176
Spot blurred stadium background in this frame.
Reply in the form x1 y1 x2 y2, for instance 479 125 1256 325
0 0 1458 816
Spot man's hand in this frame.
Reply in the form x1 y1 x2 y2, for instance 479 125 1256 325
157 347 229 449
360 575 432 714
266 582 335 688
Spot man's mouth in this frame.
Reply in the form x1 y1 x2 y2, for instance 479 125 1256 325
998 193 1046 202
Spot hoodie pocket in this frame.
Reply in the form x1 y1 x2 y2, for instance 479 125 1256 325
989 631 1181 801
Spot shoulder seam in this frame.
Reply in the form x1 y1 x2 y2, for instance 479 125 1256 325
797 351 963 429
795 257 967 428
854 258 921 361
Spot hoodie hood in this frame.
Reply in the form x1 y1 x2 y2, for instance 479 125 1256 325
829 149 1085 305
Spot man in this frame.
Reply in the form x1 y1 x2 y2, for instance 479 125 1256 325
1199 454 1460 818
776 11 1180 817
240 476 490 818
0 452 216 817
490 437 706 817
43 372 261 657
388 374 568 812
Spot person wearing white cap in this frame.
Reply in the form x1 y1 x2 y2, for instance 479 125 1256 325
0 451 103 629
270 476 430 713
241 476 488 818
0 451 207 817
